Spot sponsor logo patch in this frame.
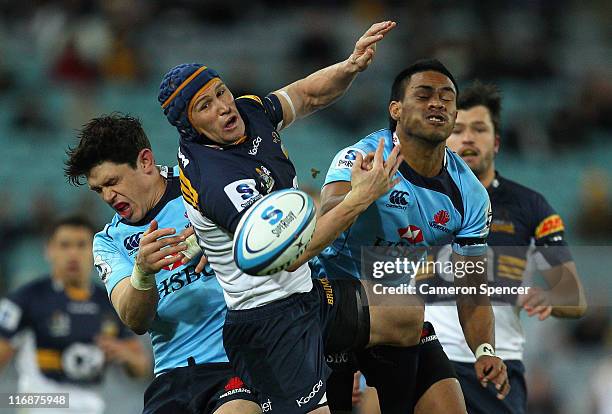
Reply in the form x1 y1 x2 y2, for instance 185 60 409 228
398 225 423 244
386 190 409 210
429 210 452 233
335 148 365 169
296 380 324 407
0 299 22 331
535 214 564 239
94 255 112 284
224 179 262 212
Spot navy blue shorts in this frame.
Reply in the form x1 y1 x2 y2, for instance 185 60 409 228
453 360 527 414
142 362 259 414
325 322 457 411
223 278 367 414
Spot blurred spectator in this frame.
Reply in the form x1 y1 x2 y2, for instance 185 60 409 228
527 365 562 414
11 95 56 133
591 356 612 414
576 169 612 240
570 307 611 348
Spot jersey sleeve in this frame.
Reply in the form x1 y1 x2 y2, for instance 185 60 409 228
93 228 134 297
531 193 572 267
0 286 31 340
236 94 285 130
453 184 491 257
323 147 368 186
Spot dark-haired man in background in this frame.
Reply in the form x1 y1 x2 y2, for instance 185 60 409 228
430 80 587 414
0 216 149 414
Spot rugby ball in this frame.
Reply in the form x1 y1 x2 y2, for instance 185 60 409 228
233 189 317 275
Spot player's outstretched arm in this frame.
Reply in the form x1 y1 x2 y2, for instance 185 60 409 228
111 220 187 335
273 21 396 129
288 139 402 271
518 261 587 320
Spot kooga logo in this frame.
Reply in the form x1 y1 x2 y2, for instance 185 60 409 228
296 380 323 407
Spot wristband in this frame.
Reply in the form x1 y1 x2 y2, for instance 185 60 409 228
475 343 496 359
182 233 202 260
130 263 156 291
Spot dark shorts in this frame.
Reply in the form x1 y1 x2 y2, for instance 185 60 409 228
453 360 527 414
326 322 457 411
142 362 259 414
223 278 369 414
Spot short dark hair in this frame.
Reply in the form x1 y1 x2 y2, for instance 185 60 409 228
388 58 459 131
65 113 151 186
457 80 502 135
47 216 96 240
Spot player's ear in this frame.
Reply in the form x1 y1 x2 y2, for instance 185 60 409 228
494 133 501 154
138 148 155 172
389 101 401 122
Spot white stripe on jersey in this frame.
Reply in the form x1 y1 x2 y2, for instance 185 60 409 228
183 200 313 310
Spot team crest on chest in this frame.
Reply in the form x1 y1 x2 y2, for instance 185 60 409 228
49 311 71 337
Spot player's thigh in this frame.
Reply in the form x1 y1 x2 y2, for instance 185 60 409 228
414 378 467 414
213 399 261 414
362 280 424 346
413 323 463 406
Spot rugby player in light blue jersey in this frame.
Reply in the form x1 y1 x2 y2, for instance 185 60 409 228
65 115 262 414
316 59 510 413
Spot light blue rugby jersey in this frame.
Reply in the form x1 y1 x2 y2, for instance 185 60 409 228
316 129 491 280
93 166 227 375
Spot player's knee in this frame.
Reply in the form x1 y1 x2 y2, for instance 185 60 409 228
392 303 425 346
374 302 424 346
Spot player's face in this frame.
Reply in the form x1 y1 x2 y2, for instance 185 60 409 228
392 71 457 144
47 225 93 285
447 105 499 177
87 161 153 223
189 80 246 145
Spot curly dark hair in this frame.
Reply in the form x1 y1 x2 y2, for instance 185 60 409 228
65 113 151 186
457 80 502 135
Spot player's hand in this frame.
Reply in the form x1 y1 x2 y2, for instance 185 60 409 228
178 226 209 273
136 220 187 275
352 371 363 406
96 335 131 364
475 356 510 400
517 287 553 320
348 21 396 72
349 138 403 207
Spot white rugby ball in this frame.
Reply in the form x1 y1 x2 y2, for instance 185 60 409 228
233 189 317 275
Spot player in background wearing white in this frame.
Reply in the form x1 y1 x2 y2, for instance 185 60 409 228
0 216 149 414
437 80 587 413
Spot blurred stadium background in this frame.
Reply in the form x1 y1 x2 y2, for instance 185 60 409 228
0 1 610 413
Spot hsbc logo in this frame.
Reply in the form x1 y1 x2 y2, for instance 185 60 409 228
386 190 408 210
398 225 423 244
123 232 143 252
